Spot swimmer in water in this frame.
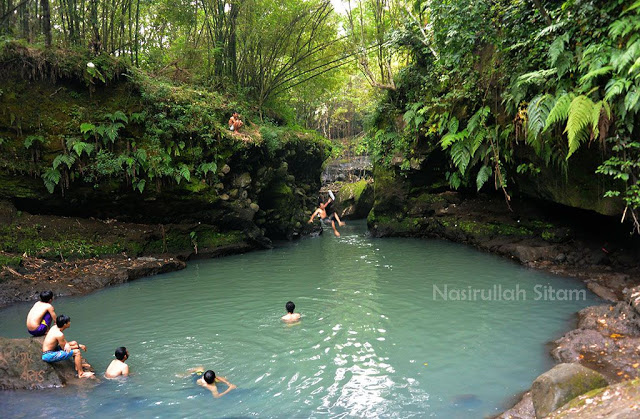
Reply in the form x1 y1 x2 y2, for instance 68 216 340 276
281 301 301 322
187 367 236 398
105 347 129 378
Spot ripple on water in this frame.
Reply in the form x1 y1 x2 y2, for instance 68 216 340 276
0 221 600 418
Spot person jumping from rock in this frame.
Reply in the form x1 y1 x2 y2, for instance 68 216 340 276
308 190 345 237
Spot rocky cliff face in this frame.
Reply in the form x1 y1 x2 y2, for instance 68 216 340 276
0 46 328 251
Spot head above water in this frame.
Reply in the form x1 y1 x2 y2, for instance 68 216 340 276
40 290 53 303
203 370 216 384
115 347 128 361
55 314 70 329
286 301 295 314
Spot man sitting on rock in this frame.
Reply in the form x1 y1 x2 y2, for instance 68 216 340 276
41 314 94 378
26 291 56 337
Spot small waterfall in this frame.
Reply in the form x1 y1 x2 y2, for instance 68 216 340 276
321 155 372 189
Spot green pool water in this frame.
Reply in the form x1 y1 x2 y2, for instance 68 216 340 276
0 221 600 418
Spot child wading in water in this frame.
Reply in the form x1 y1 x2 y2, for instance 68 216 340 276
308 190 345 237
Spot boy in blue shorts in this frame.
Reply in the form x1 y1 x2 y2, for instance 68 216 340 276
41 315 94 378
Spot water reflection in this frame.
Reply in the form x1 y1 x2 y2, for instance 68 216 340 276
0 221 599 418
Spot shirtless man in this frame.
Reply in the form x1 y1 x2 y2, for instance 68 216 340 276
187 367 236 398
26 291 56 337
228 112 244 132
41 315 94 378
308 191 346 237
105 347 129 378
281 301 301 322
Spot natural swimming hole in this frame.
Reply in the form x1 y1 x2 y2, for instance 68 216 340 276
0 221 600 418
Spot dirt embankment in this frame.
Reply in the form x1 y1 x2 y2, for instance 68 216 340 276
0 200 259 308
0 254 187 308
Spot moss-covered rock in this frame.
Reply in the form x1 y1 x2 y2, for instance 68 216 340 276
531 363 608 418
336 179 374 219
515 145 623 216
548 378 640 418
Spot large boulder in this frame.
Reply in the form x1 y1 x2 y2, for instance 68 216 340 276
531 363 608 418
336 180 374 220
547 378 640 418
0 337 92 390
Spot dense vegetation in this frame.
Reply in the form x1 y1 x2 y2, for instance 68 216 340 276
1 0 640 233
365 0 640 231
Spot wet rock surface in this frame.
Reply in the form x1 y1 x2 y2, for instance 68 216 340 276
551 287 640 383
495 391 534 419
333 180 374 220
530 363 608 418
321 155 372 185
0 337 96 390
547 379 640 418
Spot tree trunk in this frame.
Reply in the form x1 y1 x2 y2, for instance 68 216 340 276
134 0 140 66
228 1 240 83
40 0 51 47
89 0 100 53
531 0 552 25
21 0 29 41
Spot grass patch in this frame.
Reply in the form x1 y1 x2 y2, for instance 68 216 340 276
0 253 22 267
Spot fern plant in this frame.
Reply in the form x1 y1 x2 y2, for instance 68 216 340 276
439 106 506 194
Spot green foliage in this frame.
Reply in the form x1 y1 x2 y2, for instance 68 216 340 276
260 126 282 157
86 63 106 84
42 168 62 194
596 139 640 233
53 154 76 170
527 94 554 140
543 93 573 132
24 135 45 149
565 95 596 158
0 253 22 268
363 0 640 231
476 165 491 191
